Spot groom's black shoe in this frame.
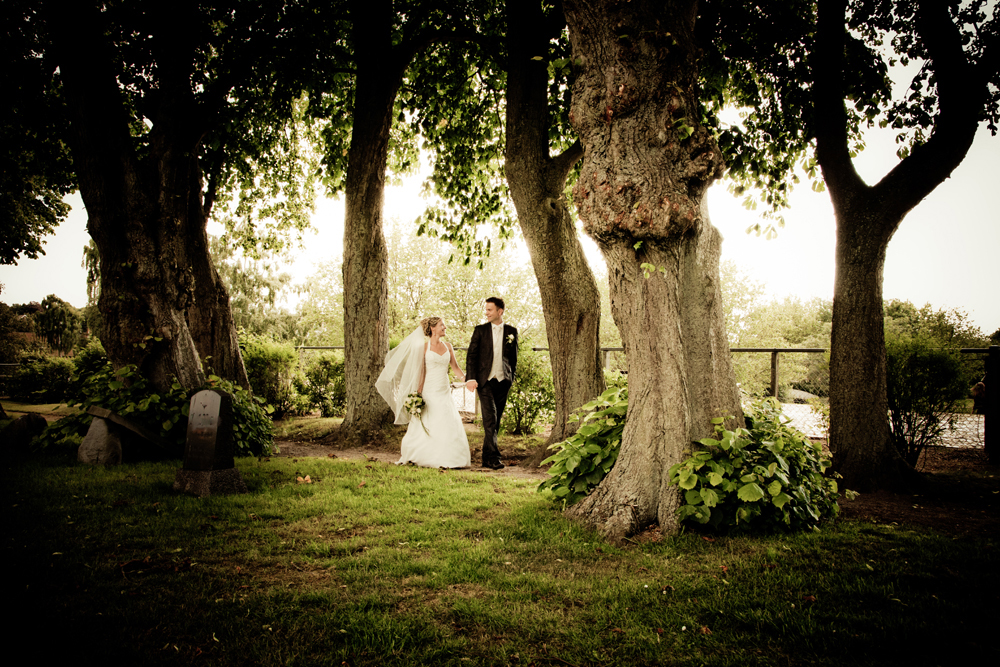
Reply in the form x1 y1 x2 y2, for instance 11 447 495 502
484 461 504 470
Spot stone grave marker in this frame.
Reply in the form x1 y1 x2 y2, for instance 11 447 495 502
173 389 247 497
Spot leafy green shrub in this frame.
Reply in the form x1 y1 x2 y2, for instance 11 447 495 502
885 336 967 466
537 386 626 505
240 332 300 418
298 352 346 417
72 338 108 380
500 345 555 435
668 398 840 533
8 355 75 402
603 368 628 392
208 374 275 457
38 354 273 457
38 362 190 453
0 301 33 364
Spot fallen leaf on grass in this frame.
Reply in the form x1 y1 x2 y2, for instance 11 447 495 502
296 475 312 484
699 626 712 635
358 480 366 488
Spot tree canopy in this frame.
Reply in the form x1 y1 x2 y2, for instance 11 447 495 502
1 0 75 265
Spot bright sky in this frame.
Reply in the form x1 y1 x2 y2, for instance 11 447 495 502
2 123 997 336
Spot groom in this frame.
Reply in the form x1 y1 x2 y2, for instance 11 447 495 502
465 297 517 470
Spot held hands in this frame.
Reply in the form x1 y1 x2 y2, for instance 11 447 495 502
465 379 478 392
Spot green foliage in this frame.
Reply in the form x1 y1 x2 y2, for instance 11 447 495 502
1 0 76 265
7 355 75 402
538 386 627 505
884 299 988 391
38 351 273 458
36 294 84 353
699 0 998 226
210 235 309 342
239 332 301 419
668 399 840 533
500 344 555 436
720 262 832 398
0 300 32 363
37 361 190 453
207 374 275 458
885 336 968 467
297 352 346 418
381 217 547 345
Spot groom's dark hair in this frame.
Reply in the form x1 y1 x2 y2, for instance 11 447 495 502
486 296 505 310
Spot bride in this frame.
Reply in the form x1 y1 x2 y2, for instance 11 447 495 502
375 317 472 468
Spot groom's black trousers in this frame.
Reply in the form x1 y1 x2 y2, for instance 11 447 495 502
479 378 511 466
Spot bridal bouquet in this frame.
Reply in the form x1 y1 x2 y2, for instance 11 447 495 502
404 392 429 435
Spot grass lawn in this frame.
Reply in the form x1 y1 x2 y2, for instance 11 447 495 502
4 447 997 666
1 398 80 418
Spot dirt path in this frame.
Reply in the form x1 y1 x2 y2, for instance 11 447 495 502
272 439 550 481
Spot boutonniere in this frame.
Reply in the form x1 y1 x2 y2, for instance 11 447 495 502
506 334 514 344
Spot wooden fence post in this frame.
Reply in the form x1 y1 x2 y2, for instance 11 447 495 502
770 350 780 398
987 346 998 464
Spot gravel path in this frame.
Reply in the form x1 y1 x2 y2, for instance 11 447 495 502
780 403 986 449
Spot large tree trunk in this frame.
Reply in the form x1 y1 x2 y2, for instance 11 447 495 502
505 0 604 458
340 0 404 433
563 0 742 541
52 3 247 393
816 0 986 491
827 202 911 490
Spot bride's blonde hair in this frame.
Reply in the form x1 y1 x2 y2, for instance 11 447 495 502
420 316 443 337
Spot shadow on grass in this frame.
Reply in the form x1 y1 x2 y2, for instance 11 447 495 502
3 450 998 666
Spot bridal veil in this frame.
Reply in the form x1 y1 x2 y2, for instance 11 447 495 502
375 326 426 425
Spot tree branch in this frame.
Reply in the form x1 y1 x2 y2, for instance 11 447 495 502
875 0 987 217
813 0 867 201
550 141 583 184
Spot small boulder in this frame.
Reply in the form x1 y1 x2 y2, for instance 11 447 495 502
78 417 123 465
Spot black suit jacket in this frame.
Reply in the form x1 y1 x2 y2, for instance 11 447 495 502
466 322 517 386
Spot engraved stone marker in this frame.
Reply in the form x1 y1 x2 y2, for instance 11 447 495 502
173 389 247 497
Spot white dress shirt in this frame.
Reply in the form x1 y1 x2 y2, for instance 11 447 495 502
489 322 504 381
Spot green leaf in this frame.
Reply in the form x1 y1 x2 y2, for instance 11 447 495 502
678 470 698 490
700 488 720 507
737 483 765 502
772 493 792 509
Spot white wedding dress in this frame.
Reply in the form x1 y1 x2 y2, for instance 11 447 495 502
396 347 471 468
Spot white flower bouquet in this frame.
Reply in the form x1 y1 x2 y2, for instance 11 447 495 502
404 392 429 435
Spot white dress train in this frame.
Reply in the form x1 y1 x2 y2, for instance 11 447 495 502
396 347 471 468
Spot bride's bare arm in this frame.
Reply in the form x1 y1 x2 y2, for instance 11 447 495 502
447 342 465 382
418 341 427 393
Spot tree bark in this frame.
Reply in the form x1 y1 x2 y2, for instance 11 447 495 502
340 0 406 433
562 0 742 541
51 3 248 393
505 0 605 458
816 0 987 491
